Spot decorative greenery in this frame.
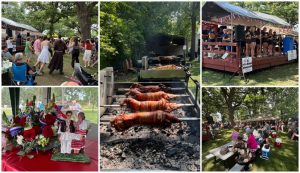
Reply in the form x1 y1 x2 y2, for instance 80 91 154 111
51 153 91 163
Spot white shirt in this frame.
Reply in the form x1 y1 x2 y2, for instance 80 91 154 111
6 39 13 49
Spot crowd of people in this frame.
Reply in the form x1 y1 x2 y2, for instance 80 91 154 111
2 35 98 85
228 119 298 170
203 25 298 58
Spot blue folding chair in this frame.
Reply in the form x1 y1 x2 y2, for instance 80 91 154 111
12 64 34 86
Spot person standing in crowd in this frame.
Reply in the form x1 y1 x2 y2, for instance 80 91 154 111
48 35 67 75
267 29 273 56
2 46 13 61
69 37 80 68
261 27 268 56
33 36 42 59
245 27 251 57
24 37 33 63
250 26 257 58
82 39 93 67
34 36 51 75
6 36 14 54
255 28 261 57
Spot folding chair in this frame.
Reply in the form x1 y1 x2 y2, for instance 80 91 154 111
12 64 34 86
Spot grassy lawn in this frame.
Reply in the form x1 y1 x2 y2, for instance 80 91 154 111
24 53 98 86
202 63 298 86
202 129 298 171
2 107 98 124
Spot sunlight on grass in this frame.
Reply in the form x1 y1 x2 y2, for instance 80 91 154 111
26 54 98 86
203 63 298 86
202 129 298 171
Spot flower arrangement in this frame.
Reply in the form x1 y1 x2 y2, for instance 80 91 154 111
2 94 64 159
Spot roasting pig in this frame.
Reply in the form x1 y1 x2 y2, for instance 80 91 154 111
110 111 181 131
125 88 177 101
130 83 171 93
121 98 181 112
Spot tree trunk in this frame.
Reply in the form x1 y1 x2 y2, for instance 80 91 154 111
76 2 93 40
228 108 236 126
190 2 198 61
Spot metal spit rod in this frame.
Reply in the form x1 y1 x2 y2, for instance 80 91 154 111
100 103 194 108
107 94 189 98
100 117 200 122
118 88 186 92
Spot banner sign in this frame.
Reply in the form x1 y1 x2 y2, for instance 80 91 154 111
242 57 252 73
288 50 297 61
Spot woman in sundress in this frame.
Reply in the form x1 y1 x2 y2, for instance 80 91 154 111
34 36 51 75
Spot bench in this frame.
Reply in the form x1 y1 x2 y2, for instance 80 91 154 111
229 163 245 172
205 153 215 160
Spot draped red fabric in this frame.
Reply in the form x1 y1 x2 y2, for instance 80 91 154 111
2 140 98 171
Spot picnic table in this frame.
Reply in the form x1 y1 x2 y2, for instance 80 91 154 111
209 141 235 161
2 60 12 85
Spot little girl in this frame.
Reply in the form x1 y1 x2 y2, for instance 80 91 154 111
82 39 93 67
71 112 89 154
58 111 81 154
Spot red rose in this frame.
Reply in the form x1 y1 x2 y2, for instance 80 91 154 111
45 114 56 125
42 125 53 138
20 117 27 126
27 101 33 107
23 128 36 141
32 126 41 135
14 116 20 124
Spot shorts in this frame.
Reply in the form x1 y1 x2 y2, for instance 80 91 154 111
83 50 92 61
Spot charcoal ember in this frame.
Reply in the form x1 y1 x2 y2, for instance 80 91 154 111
100 83 200 170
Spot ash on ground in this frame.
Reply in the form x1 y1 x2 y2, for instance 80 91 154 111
100 114 200 171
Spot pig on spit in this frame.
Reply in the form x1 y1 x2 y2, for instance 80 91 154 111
125 88 177 101
121 98 181 112
130 83 171 93
110 111 181 131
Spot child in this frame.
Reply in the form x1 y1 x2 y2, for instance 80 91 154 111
71 112 89 154
231 127 240 142
82 39 93 67
261 144 270 160
58 111 81 154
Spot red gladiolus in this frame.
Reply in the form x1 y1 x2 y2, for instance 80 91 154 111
45 114 56 125
27 101 33 107
14 116 20 124
20 117 27 126
42 125 53 138
23 128 36 141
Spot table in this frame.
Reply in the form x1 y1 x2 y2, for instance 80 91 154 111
2 61 12 85
2 140 98 171
209 141 234 161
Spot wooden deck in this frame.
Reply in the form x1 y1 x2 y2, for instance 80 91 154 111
202 42 297 74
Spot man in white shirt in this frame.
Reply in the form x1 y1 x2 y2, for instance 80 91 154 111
6 37 14 54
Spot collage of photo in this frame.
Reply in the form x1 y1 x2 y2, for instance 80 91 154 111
0 0 299 172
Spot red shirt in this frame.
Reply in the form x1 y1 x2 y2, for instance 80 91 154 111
85 43 93 50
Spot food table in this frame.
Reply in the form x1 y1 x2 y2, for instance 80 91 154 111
209 141 234 161
2 60 12 85
2 140 98 171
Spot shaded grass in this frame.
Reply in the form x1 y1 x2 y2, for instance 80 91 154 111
202 129 298 171
26 53 98 86
202 63 298 86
